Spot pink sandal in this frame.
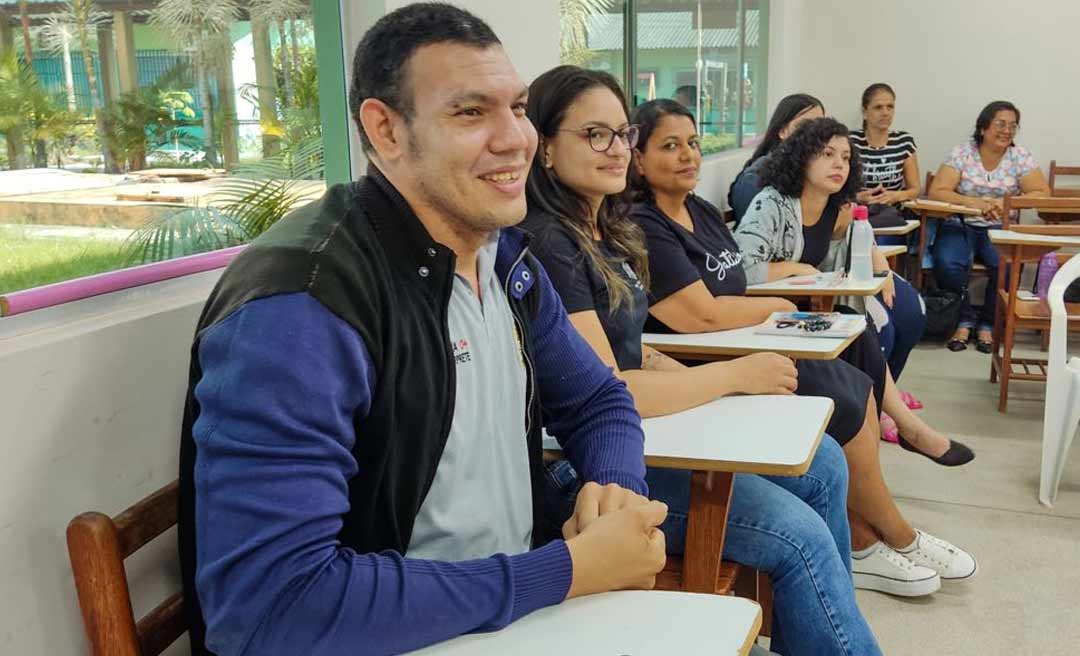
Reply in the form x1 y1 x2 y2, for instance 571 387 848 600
900 391 923 410
879 412 899 443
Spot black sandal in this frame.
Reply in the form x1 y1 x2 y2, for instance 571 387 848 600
975 331 993 354
947 338 968 352
947 329 970 351
898 434 975 467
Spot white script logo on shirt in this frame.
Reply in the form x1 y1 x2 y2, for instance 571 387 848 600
705 250 744 282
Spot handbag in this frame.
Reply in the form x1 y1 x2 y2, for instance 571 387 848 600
867 203 908 229
922 288 963 340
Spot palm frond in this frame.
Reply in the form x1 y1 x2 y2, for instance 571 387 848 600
559 0 616 64
124 134 326 264
149 0 239 66
249 0 306 24
122 205 248 264
40 15 77 55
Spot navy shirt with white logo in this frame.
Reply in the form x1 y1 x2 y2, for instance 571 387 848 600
632 195 746 332
523 212 648 372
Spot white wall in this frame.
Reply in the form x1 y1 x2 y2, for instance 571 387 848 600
794 0 1080 178
0 272 222 654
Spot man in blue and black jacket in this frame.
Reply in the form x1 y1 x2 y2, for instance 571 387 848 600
177 4 668 655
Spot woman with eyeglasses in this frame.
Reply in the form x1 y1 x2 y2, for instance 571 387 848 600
928 101 1051 353
629 99 977 598
521 65 882 655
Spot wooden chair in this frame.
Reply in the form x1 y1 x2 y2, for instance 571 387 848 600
1043 161 1080 224
990 196 1080 411
67 481 186 656
912 172 936 288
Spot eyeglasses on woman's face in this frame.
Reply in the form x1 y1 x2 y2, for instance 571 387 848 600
991 119 1019 133
557 125 640 153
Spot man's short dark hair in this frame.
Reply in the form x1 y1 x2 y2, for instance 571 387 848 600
349 3 501 154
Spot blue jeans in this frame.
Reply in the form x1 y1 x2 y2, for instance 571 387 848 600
544 438 881 656
932 219 999 332
872 275 925 380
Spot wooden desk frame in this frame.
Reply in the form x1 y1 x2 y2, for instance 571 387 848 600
989 230 1080 412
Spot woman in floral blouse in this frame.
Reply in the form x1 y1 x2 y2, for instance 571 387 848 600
928 101 1050 353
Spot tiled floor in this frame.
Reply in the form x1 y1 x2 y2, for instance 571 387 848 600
856 337 1080 654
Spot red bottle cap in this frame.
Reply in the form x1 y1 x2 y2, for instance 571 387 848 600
852 204 869 220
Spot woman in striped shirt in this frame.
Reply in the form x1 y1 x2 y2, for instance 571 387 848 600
851 83 922 208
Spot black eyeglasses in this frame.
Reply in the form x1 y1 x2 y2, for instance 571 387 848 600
557 125 640 153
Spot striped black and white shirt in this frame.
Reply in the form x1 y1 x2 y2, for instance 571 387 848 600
850 129 917 192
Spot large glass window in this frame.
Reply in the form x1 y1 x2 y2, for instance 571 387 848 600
560 0 627 87
561 0 768 157
1 0 326 297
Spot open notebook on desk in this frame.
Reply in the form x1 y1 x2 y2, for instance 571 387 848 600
754 312 866 338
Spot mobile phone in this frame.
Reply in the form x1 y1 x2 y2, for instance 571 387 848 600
873 271 890 278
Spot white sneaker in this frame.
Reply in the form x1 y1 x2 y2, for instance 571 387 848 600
898 529 978 581
852 541 941 597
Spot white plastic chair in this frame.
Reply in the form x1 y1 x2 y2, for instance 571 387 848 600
1040 253 1080 506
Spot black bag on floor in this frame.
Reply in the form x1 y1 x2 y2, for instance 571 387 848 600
1067 279 1080 303
922 289 963 340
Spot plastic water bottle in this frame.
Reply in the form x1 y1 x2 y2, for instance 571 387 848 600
1036 253 1059 300
850 204 874 281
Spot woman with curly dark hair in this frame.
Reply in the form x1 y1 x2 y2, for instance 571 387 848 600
734 118 927 382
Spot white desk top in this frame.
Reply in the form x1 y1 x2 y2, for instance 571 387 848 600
874 219 919 236
989 229 1080 248
410 591 762 656
644 320 864 361
545 394 832 476
745 273 887 297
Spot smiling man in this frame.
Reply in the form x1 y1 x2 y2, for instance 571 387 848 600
177 4 668 656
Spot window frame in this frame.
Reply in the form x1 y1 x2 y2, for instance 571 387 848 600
614 0 768 157
0 1 350 313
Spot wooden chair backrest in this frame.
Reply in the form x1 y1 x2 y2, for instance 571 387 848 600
1049 160 1080 198
1001 195 1080 230
67 480 186 656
